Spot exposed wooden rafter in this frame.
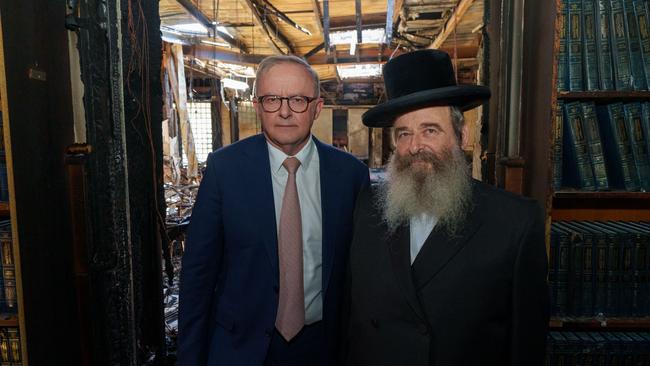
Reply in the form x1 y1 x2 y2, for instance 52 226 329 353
304 43 325 59
239 0 294 54
355 0 362 45
188 45 265 65
173 0 249 53
323 0 330 53
430 0 476 49
310 0 324 36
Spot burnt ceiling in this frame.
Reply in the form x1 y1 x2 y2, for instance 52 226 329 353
160 0 484 105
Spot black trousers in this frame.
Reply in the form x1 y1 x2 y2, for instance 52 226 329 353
264 321 325 366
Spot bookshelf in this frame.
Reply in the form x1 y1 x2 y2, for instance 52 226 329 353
517 0 650 362
0 13 27 366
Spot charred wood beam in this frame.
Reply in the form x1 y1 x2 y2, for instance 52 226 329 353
175 0 213 29
186 45 265 64
239 0 293 54
162 27 249 54
323 0 330 52
310 46 397 65
173 0 249 53
262 0 312 35
215 29 250 53
355 0 362 44
304 42 325 59
332 23 385 31
329 13 385 28
431 0 476 49
310 0 324 36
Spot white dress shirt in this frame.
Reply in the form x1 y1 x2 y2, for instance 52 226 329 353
409 213 438 264
267 137 323 324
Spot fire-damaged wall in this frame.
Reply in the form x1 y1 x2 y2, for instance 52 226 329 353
73 0 165 364
1 0 165 364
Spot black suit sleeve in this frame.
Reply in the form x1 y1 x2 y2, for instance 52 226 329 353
509 203 549 366
178 152 225 365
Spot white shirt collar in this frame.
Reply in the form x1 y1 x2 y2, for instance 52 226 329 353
267 135 316 173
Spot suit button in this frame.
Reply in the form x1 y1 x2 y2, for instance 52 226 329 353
370 318 379 328
418 324 428 335
265 329 273 337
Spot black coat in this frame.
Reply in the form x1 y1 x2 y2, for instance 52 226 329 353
344 180 549 366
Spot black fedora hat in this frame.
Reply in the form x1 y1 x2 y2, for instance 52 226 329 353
362 49 491 127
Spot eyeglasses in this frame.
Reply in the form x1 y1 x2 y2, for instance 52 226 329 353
256 95 318 113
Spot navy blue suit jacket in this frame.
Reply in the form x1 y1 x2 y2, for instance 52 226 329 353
179 134 369 365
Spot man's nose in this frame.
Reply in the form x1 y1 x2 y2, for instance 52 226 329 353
278 98 292 118
408 134 423 155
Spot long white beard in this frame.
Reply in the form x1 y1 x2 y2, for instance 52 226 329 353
377 146 472 236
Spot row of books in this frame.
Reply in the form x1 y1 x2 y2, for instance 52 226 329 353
550 221 650 317
557 0 650 91
553 101 650 191
547 331 650 365
0 327 21 365
0 222 15 315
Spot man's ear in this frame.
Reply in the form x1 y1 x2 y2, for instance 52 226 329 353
460 123 470 149
312 97 324 120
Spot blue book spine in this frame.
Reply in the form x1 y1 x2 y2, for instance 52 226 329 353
584 0 601 90
559 0 570 91
593 230 608 314
607 232 622 315
611 0 635 89
557 226 571 315
563 101 597 190
633 0 650 88
570 0 586 90
596 103 641 190
553 101 564 191
643 103 650 165
624 0 648 89
596 0 616 89
581 102 610 190
620 231 635 315
604 221 647 315
623 103 650 190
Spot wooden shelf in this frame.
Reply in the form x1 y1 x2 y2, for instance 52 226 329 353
558 91 650 101
0 201 9 216
551 191 650 221
0 314 18 327
554 191 650 200
550 317 650 330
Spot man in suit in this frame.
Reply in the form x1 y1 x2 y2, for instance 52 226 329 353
344 49 549 365
179 55 369 365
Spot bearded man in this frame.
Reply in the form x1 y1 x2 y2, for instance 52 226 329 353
343 49 549 366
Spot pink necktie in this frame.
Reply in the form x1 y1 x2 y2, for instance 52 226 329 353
275 157 305 341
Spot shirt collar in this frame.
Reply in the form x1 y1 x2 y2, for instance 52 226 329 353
267 135 315 173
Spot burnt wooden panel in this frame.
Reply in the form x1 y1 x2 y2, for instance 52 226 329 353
0 0 79 363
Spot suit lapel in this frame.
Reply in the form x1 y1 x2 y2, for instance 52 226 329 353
411 183 484 290
314 138 341 294
387 224 426 321
245 135 280 285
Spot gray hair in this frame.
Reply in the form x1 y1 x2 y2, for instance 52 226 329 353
450 105 465 143
254 55 320 98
